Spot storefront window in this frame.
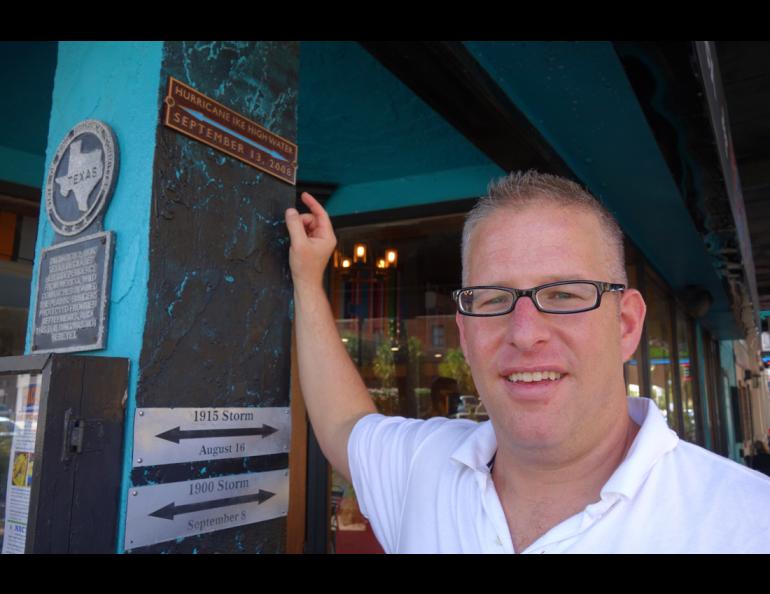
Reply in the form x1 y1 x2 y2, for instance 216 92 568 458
645 279 679 434
675 307 698 443
327 214 480 553
0 209 37 357
0 372 42 553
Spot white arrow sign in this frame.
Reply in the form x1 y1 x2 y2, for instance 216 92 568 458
125 469 289 549
132 407 291 467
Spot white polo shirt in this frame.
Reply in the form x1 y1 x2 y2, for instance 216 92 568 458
348 396 770 553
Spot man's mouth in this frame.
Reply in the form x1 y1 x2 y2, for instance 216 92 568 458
506 371 563 383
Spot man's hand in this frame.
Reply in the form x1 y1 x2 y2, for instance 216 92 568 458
285 192 337 291
284 191 377 483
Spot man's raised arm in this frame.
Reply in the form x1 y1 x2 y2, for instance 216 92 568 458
285 192 378 483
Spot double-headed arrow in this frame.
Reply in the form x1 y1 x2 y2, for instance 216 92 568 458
155 424 278 444
150 490 276 520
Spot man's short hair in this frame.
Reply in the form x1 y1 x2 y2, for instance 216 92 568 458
461 171 628 287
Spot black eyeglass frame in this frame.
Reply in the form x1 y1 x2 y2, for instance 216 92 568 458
452 280 626 317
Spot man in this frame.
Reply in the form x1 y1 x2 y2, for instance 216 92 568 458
285 171 770 553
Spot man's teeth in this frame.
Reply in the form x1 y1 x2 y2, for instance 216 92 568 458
507 371 562 383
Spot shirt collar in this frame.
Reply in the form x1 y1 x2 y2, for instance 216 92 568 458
449 396 680 498
450 418 498 474
600 396 679 500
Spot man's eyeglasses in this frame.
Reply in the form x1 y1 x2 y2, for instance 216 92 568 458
452 280 625 316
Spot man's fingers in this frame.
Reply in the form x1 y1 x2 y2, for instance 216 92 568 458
301 192 331 223
285 197 337 286
285 208 307 244
286 208 334 244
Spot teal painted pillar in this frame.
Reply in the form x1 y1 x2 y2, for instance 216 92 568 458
27 41 298 553
27 41 161 358
719 340 740 461
26 41 163 552
694 322 713 451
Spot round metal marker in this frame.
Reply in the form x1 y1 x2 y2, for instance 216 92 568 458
45 119 119 237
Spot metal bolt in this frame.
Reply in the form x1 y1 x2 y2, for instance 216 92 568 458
138 411 144 416
132 491 138 496
137 459 143 464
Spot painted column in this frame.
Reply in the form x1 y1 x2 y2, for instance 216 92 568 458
719 340 739 461
694 321 713 450
28 41 298 553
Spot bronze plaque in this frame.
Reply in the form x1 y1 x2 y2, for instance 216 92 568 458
30 231 114 353
163 77 297 185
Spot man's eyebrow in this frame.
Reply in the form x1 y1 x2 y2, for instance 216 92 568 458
479 276 594 287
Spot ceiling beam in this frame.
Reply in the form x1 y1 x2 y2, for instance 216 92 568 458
696 41 762 332
357 41 574 179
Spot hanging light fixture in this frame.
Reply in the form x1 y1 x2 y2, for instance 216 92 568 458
336 242 397 273
353 243 367 264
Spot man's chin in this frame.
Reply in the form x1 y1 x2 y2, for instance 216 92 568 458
488 412 570 454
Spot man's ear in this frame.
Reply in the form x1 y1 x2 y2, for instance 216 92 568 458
619 289 646 362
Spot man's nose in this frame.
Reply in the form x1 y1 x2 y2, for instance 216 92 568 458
504 294 551 350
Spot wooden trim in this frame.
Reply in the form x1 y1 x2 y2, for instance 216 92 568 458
0 194 40 218
331 197 478 230
286 323 308 553
0 179 40 202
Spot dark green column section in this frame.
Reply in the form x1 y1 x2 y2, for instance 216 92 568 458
131 41 297 554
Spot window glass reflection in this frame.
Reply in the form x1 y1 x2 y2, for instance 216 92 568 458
0 372 42 553
646 281 679 434
328 215 480 553
676 308 698 443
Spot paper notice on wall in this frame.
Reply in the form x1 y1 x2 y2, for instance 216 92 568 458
2 374 41 555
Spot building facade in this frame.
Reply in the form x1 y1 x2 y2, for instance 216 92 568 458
0 41 768 554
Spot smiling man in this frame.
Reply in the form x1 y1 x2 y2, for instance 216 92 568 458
285 171 770 553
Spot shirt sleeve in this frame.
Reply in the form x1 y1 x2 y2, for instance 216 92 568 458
347 413 449 553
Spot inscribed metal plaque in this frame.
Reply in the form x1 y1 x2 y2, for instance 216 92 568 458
30 231 114 353
163 77 298 185
45 120 119 237
132 407 291 467
124 469 289 550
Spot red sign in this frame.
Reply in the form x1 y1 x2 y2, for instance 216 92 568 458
163 77 297 185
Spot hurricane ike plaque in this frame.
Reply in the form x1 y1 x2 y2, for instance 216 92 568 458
30 232 114 353
163 77 297 185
